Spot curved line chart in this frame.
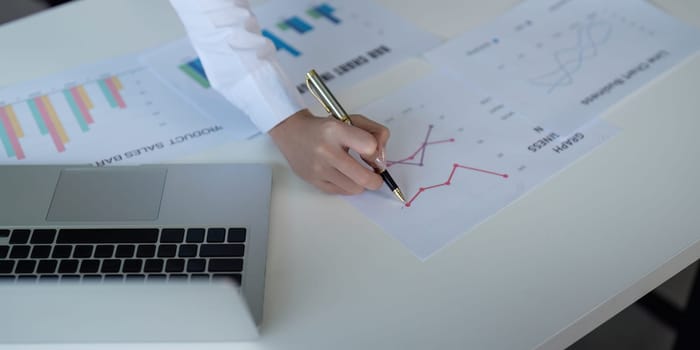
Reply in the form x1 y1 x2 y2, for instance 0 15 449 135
405 163 509 207
529 20 613 93
386 124 454 167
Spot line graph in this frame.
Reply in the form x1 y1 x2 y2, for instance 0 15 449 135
529 19 613 93
405 163 509 207
386 124 454 167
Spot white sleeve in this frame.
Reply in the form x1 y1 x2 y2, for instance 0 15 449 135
169 0 304 132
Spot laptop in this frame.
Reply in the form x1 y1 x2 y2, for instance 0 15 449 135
0 163 272 343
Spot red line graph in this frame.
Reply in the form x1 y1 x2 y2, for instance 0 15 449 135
386 124 454 167
405 163 509 207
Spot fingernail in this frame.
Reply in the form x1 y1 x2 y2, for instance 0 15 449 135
374 149 387 170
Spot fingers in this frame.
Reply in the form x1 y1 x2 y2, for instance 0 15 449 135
268 109 390 196
329 119 378 157
349 114 390 149
315 180 351 195
328 149 383 190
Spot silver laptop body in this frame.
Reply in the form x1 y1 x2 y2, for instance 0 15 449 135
0 163 272 343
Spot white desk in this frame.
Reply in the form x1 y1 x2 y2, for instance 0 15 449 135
2 0 700 349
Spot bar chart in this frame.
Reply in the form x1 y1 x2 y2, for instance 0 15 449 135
148 0 439 113
0 75 126 158
178 59 210 88
0 56 240 164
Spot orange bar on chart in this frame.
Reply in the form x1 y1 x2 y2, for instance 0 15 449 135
0 105 26 159
41 95 69 144
33 96 66 152
113 76 123 90
78 85 94 109
5 105 24 138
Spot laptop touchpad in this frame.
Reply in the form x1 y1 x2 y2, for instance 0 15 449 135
47 167 167 222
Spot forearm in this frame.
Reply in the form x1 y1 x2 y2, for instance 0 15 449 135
169 0 304 132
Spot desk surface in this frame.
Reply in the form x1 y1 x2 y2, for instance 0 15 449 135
2 0 700 349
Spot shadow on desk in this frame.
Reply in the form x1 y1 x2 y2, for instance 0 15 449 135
569 261 699 350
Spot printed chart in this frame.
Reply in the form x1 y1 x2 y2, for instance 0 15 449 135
346 72 619 259
141 41 259 140
425 0 700 134
144 0 440 112
0 56 237 165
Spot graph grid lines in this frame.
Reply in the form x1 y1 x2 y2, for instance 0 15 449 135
529 19 613 93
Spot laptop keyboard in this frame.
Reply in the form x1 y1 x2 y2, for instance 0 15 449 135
0 228 246 285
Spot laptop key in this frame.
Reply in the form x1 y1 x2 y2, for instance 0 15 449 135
73 245 93 258
31 245 52 259
37 260 58 274
9 230 30 244
101 259 121 273
126 274 145 282
168 274 188 282
178 244 197 257
160 229 184 243
147 274 167 281
208 259 243 272
58 260 79 274
30 229 56 244
51 245 72 259
15 260 36 274
82 275 102 282
80 260 100 273
10 245 30 259
157 245 177 257
0 261 15 274
0 246 8 259
17 275 37 282
0 230 9 238
186 228 205 243
115 245 135 258
200 244 244 257
227 228 246 243
123 259 142 273
144 259 163 273
191 273 210 282
61 275 81 282
38 275 59 283
104 274 123 282
94 245 114 258
165 259 185 272
57 228 158 244
187 259 206 272
206 228 226 242
0 276 15 282
136 244 156 258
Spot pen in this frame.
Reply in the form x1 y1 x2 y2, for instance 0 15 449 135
305 69 406 203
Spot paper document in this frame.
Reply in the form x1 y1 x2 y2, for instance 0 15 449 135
0 56 243 165
346 72 619 259
425 0 700 134
144 0 440 108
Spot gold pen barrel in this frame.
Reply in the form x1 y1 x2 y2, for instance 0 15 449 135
305 70 352 125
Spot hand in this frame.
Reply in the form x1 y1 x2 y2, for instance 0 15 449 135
268 109 390 195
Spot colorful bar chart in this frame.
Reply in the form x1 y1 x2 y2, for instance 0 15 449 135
262 29 302 57
28 96 69 152
98 76 127 108
179 58 211 88
64 86 95 132
0 105 25 160
0 75 127 157
307 3 341 24
278 16 313 34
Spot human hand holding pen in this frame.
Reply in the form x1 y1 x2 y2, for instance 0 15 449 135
268 108 390 195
